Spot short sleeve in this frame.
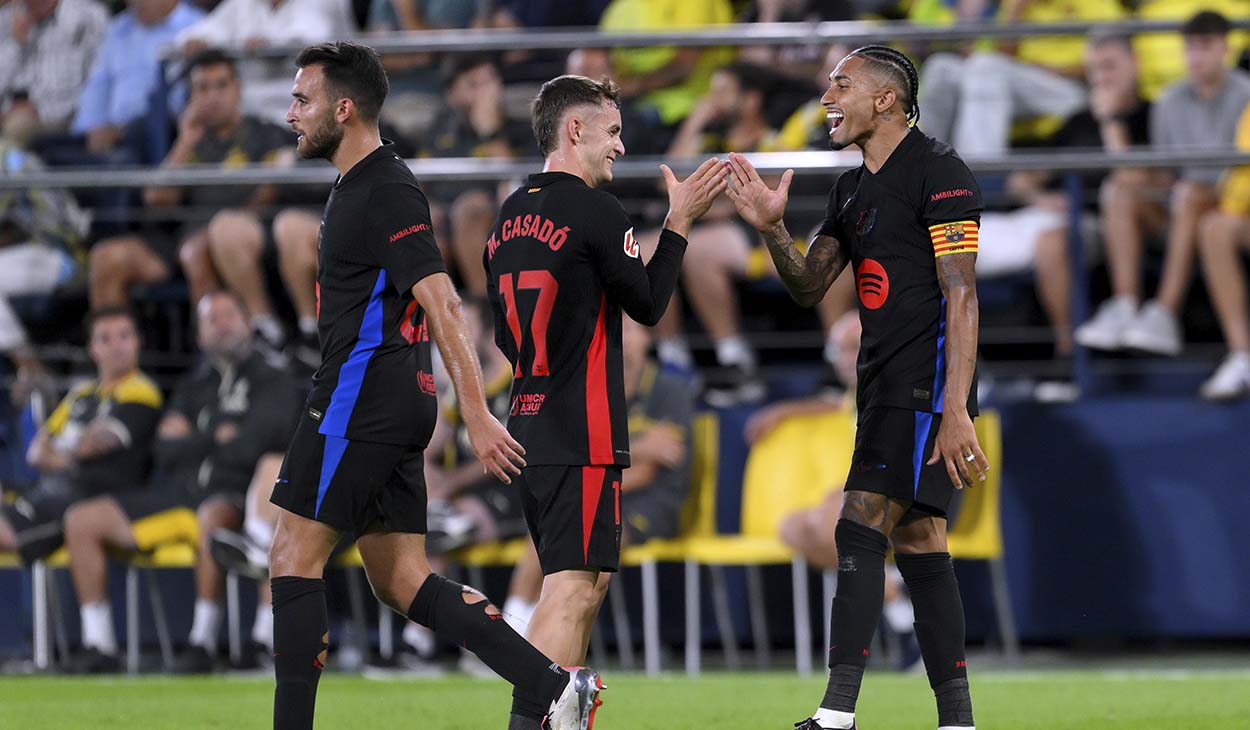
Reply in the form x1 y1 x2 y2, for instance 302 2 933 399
104 376 164 449
922 154 983 259
367 182 448 295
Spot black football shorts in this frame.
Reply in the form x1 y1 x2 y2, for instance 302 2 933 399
271 410 427 536
518 465 622 575
844 406 961 517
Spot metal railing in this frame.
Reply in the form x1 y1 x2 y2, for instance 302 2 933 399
3 149 1249 189
171 18 1250 58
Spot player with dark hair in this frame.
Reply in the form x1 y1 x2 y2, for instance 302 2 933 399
724 45 984 730
483 73 724 707
270 42 600 730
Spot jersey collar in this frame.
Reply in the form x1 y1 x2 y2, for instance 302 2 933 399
526 171 586 188
865 126 922 178
334 140 399 189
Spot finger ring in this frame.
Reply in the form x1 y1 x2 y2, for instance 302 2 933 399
964 453 975 462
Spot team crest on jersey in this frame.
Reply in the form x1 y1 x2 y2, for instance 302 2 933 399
623 227 640 258
942 222 966 243
855 208 877 236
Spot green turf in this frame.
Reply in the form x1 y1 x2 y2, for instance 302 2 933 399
2 670 1247 729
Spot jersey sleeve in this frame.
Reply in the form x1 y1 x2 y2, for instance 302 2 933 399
586 193 687 327
43 385 91 436
367 182 448 295
922 154 983 259
101 375 164 449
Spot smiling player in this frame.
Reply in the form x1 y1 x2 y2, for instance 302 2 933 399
483 74 724 727
723 45 986 730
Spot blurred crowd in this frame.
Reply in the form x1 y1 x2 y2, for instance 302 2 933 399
3 0 1250 673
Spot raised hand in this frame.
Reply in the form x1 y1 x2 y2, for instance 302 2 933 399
723 152 795 232
660 157 729 236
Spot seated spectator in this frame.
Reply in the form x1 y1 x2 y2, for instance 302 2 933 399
87 50 313 362
68 0 205 161
0 0 109 135
62 290 302 673
0 126 91 382
1196 102 1250 399
1132 0 1250 101
918 0 1124 156
1075 11 1250 356
977 31 1151 389
176 0 356 125
501 316 695 634
746 312 919 670
639 61 780 404
421 55 533 295
0 307 162 565
598 0 736 150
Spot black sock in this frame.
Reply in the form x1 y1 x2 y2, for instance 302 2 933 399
506 714 542 730
271 576 328 730
820 519 889 713
895 552 974 727
407 574 566 719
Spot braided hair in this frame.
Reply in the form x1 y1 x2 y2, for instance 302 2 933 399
848 45 920 127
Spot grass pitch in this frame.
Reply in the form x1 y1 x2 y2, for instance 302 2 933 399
2 669 1247 729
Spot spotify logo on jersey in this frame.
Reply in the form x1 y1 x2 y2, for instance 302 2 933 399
856 259 889 310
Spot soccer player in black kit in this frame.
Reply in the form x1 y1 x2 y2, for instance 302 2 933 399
725 46 987 730
483 75 725 683
269 43 601 730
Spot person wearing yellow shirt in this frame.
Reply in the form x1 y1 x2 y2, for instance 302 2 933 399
1195 102 1250 399
598 0 735 138
918 0 1124 155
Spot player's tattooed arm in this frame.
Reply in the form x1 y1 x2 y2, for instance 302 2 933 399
935 251 979 411
928 250 989 488
762 228 847 308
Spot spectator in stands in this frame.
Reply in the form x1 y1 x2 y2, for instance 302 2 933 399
69 0 205 159
421 54 532 295
0 0 109 135
62 290 302 673
0 307 162 567
176 0 356 125
0 123 91 385
598 0 736 150
1196 103 1250 399
500 315 695 635
639 61 780 405
1075 11 1250 356
979 31 1152 389
1131 0 1250 101
919 0 1124 156
87 50 315 364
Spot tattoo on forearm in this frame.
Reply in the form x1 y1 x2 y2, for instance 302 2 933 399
762 228 845 307
936 251 979 400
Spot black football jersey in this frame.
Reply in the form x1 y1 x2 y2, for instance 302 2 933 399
817 128 982 415
483 171 688 466
308 144 448 446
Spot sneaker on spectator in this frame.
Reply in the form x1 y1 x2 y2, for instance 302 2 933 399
425 501 477 554
209 528 269 581
68 647 121 674
172 645 218 674
254 326 291 368
1122 300 1182 356
703 363 767 408
1200 352 1250 401
1074 296 1137 351
290 331 321 372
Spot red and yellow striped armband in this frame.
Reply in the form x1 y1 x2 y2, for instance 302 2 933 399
928 220 979 258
